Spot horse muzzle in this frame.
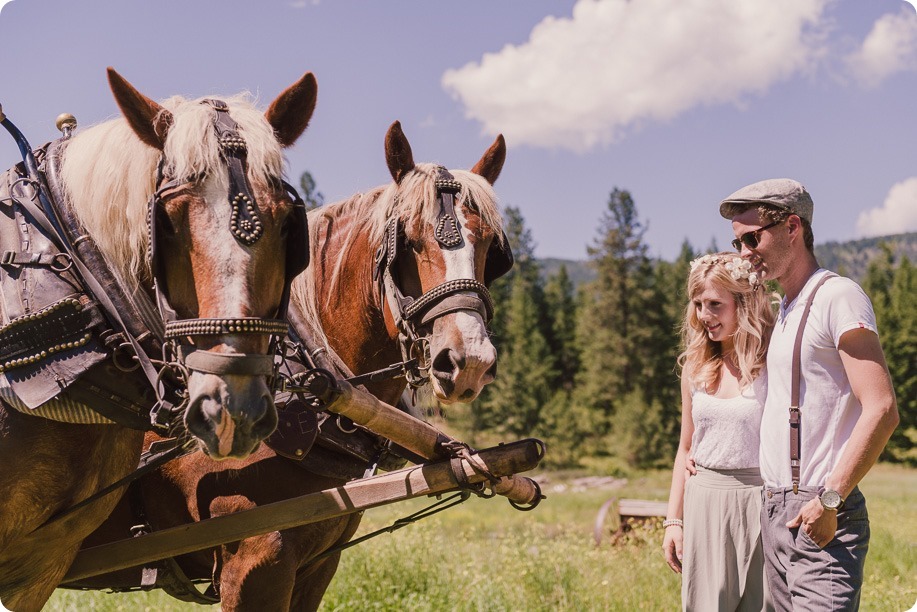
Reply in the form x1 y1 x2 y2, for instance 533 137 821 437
429 313 497 403
181 350 279 459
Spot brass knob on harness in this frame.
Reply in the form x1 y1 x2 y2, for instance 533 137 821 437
55 113 77 133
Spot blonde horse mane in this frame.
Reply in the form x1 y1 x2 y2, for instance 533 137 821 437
58 93 286 289
291 162 505 351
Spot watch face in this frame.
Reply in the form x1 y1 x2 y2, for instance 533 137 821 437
820 489 841 509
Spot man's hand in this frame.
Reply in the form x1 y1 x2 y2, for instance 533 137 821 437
786 498 837 548
685 455 697 477
663 526 684 573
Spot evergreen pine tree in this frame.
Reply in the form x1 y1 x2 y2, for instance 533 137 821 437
544 265 580 391
471 206 553 439
298 170 324 210
885 257 916 463
643 241 697 461
481 278 555 437
865 249 916 463
573 188 677 465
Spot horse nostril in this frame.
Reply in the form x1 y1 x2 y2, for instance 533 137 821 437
249 391 270 423
186 396 218 433
431 348 457 376
486 363 497 380
252 392 278 437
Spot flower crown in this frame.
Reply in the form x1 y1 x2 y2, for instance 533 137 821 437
690 254 760 287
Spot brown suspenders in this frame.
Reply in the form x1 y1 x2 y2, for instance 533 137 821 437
789 273 836 494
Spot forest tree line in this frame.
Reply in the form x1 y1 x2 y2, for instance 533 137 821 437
299 172 914 470
455 189 916 470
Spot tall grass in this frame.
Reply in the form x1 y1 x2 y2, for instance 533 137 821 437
44 464 915 611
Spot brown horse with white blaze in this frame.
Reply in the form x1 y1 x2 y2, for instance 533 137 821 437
0 68 317 611
72 121 512 610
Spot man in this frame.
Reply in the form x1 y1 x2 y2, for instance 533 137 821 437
719 178 899 611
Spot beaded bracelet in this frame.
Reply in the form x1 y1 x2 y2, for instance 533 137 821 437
662 518 684 528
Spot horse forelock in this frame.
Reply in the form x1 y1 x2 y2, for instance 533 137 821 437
159 93 284 188
369 163 504 246
59 92 286 289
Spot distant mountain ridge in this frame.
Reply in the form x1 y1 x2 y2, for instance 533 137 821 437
539 232 917 287
813 232 916 281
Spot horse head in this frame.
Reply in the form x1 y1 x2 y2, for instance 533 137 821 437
106 68 316 458
376 121 513 403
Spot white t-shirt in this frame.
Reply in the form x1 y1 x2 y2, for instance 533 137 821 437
691 372 767 470
759 269 878 488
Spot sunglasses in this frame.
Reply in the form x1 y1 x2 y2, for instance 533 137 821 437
731 220 782 252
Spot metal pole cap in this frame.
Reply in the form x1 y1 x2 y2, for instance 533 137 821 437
0 103 6 123
55 113 77 133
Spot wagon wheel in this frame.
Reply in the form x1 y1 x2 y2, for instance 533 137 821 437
593 497 622 546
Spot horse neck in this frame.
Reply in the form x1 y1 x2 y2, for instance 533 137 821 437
308 205 404 405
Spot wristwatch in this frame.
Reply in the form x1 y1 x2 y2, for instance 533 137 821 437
818 487 845 511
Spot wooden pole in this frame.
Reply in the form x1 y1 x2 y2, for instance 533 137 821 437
323 381 543 505
63 438 543 583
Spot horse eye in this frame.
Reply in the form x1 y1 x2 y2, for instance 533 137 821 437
404 238 422 253
156 208 178 236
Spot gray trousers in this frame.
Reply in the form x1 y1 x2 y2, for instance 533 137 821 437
760 486 869 611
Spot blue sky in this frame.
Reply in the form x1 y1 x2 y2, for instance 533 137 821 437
1 0 915 261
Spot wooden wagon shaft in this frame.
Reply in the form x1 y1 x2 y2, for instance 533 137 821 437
321 380 542 504
63 438 543 583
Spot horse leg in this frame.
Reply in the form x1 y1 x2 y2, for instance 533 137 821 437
289 513 364 612
0 407 143 610
213 532 299 612
0 545 79 612
215 513 362 612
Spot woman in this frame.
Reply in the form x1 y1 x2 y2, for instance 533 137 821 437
663 252 776 611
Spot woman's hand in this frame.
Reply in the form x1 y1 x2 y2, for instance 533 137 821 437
662 525 684 573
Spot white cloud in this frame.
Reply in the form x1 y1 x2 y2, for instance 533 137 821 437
857 178 917 237
846 7 917 88
442 0 829 152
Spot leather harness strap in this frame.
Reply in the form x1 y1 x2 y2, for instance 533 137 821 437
789 272 835 494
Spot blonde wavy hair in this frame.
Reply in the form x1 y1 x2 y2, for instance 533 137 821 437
677 252 776 391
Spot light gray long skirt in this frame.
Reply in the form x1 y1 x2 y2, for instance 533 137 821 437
682 466 769 612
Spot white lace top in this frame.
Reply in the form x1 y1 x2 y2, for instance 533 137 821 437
690 372 767 470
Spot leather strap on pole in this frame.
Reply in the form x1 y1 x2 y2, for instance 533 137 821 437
790 273 835 494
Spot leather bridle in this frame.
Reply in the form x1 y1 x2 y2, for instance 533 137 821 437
373 168 512 387
148 99 309 395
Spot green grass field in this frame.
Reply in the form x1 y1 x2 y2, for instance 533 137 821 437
45 464 916 611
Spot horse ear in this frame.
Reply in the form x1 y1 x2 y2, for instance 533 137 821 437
107 67 173 150
265 72 318 148
385 121 415 184
470 134 506 185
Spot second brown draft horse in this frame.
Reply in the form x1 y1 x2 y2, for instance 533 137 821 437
73 122 512 610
